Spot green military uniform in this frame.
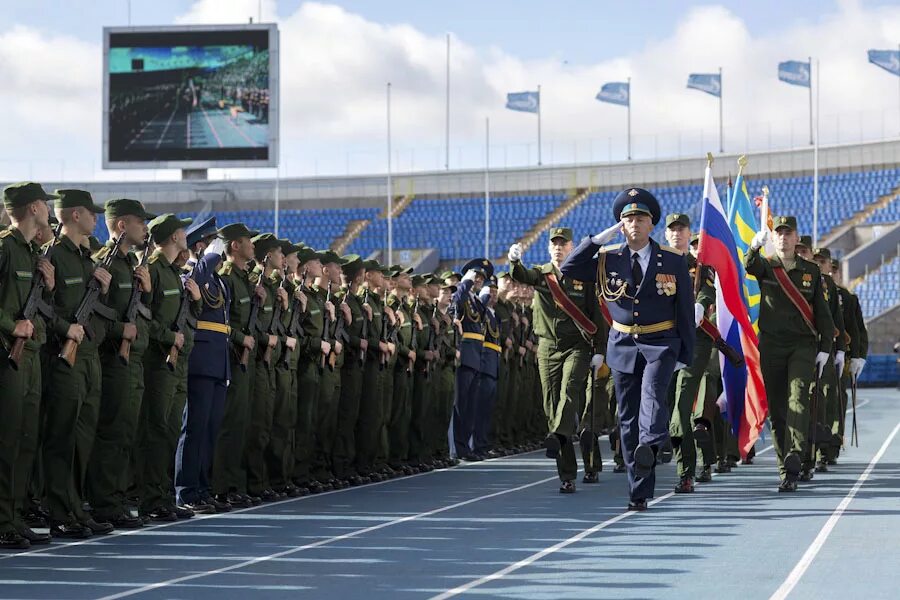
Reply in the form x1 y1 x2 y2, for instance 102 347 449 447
811 247 846 468
244 234 283 497
408 280 435 467
388 291 415 469
510 228 607 485
167 264 196 511
211 223 260 503
332 256 370 481
138 214 194 517
744 216 834 488
85 199 154 525
432 300 458 462
43 190 110 531
835 281 867 450
492 291 515 450
354 270 386 478
0 183 55 547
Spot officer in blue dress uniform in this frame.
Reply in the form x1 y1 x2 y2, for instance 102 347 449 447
174 217 232 512
473 277 501 457
561 188 695 511
450 258 492 461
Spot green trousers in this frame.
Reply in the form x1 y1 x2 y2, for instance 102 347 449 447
760 334 814 478
166 348 191 507
312 364 340 481
212 353 253 495
669 332 713 478
408 368 432 465
43 346 102 523
246 357 276 494
86 348 145 519
137 346 181 513
354 359 383 475
0 348 41 533
579 368 612 474
432 365 456 459
333 362 364 478
268 363 297 490
537 338 589 482
816 359 840 462
292 360 319 485
388 365 412 467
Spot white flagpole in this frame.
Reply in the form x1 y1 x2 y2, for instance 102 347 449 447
808 56 814 145
386 82 393 265
274 165 280 237
484 117 490 257
813 59 820 247
445 33 450 170
537 85 542 166
627 76 632 160
718 67 724 153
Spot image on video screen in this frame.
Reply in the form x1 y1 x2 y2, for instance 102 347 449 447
107 30 271 163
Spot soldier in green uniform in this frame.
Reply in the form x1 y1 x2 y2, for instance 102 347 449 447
745 216 834 492
492 274 515 454
508 227 607 492
85 199 154 529
244 233 287 501
138 213 198 521
43 189 113 537
408 274 435 469
811 247 846 472
212 223 261 508
833 263 868 456
0 183 56 549
331 255 370 484
433 281 459 466
388 268 417 473
310 251 346 488
663 213 716 493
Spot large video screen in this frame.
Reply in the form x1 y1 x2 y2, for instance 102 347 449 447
103 25 278 169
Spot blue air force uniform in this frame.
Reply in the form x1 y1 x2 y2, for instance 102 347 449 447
174 218 232 506
473 285 501 455
450 259 492 459
560 189 695 504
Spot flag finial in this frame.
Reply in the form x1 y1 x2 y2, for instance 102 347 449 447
706 152 714 167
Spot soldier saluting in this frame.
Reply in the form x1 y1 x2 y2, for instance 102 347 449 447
561 189 695 511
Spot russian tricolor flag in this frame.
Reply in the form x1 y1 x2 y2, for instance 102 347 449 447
697 164 768 456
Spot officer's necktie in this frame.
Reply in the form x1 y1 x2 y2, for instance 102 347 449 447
631 252 643 288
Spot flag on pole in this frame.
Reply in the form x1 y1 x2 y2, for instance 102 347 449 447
505 91 540 113
697 165 768 456
727 173 762 329
596 82 630 106
868 49 900 76
686 73 721 97
777 60 812 87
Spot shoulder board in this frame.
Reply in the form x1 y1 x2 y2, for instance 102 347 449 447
92 246 111 262
659 244 681 254
0 229 12 239
597 243 621 253
248 271 261 284
219 262 234 276
148 254 160 264
539 263 554 274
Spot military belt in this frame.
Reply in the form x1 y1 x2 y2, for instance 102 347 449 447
611 320 676 335
483 341 502 353
196 320 231 335
462 332 485 341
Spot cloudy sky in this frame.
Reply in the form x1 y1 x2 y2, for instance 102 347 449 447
0 0 898 181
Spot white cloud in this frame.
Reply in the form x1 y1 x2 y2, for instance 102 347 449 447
1 0 899 180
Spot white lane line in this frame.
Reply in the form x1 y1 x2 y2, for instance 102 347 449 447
432 444 777 600
0 449 543 562
768 418 900 600
154 107 178 149
94 474 559 600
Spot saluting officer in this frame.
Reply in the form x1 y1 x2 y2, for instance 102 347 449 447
561 189 695 511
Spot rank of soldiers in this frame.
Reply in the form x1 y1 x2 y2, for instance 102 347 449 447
0 180 870 550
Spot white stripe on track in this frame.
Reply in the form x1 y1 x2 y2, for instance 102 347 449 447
768 418 900 600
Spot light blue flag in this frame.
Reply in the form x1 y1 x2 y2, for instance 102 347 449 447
686 73 721 97
505 91 540 114
596 82 629 106
727 173 761 328
868 49 900 76
778 60 811 87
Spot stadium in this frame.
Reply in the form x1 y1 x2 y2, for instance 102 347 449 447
0 2 899 599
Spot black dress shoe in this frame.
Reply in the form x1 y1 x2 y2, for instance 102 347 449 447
0 531 30 549
140 515 150 526
83 518 114 535
256 489 277 502
799 469 813 482
446 457 460 467
778 479 798 493
182 501 215 515
544 433 562 459
558 480 576 494
628 499 648 511
582 471 599 484
105 513 144 529
657 441 674 464
146 508 178 522
171 505 195 519
783 452 802 479
17 526 51 545
460 453 482 462
244 493 262 506
827 458 837 466
613 463 627 474
814 461 829 473
202 495 232 512
633 444 655 478
696 466 713 482
674 477 695 494
222 492 250 508
714 460 731 473
50 522 92 539
23 507 48 529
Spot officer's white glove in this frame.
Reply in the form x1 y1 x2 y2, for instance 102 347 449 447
478 287 491 304
750 229 769 250
815 351 829 376
850 358 866 378
590 354 604 369
675 361 687 371
694 303 705 328
591 221 622 246
508 243 523 263
834 350 845 377
206 237 226 257
461 269 478 282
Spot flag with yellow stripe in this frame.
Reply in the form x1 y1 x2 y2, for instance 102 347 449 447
727 173 761 329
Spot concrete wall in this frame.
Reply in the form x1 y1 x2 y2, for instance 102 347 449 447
866 304 900 355
843 223 900 281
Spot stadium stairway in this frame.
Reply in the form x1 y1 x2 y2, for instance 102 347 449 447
823 180 900 246
332 218 372 254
